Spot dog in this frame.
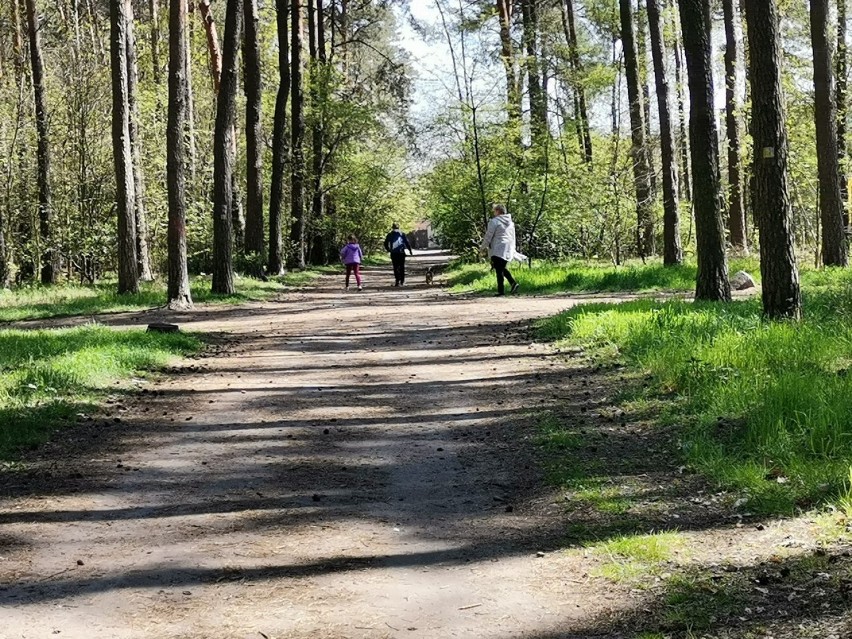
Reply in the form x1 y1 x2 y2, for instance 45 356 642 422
425 266 434 286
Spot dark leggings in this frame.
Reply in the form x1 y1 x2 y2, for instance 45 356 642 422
391 253 406 284
491 256 516 294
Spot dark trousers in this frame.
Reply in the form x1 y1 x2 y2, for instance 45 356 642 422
491 256 516 295
391 253 406 284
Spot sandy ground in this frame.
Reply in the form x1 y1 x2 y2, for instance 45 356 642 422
0 252 628 639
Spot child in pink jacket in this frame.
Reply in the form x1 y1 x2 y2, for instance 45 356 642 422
339 235 364 291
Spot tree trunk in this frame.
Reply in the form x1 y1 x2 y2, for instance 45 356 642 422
670 0 691 202
25 0 55 284
561 0 592 163
198 0 221 93
521 0 546 139
308 0 327 265
839 0 849 229
185 7 197 180
126 0 154 281
742 0 801 319
110 0 139 294
679 0 730 301
242 0 264 268
150 0 161 83
647 0 682 264
268 0 290 275
211 0 243 294
723 0 747 253
636 3 656 196
166 0 192 309
811 0 849 266
497 0 521 128
619 0 654 257
289 0 306 269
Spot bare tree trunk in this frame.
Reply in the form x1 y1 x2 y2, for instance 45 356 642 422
521 0 546 139
811 0 849 266
242 0 264 268
647 0 682 264
839 0 849 229
110 0 139 294
308 0 327 264
636 3 656 196
619 0 654 257
497 0 521 129
126 0 154 281
289 0 306 269
198 0 221 93
167 0 192 308
25 0 55 284
723 0 747 253
670 0 691 202
268 0 289 275
679 0 730 301
150 0 161 83
742 0 801 319
185 7 197 180
561 0 592 163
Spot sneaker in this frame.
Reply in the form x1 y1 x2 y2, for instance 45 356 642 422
510 282 520 294
357 286 363 291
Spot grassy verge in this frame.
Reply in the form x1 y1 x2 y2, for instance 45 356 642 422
0 272 322 323
535 267 852 515
447 257 759 295
0 324 201 463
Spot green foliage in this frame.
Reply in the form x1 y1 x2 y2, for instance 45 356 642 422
0 325 200 461
535 267 852 514
588 531 685 583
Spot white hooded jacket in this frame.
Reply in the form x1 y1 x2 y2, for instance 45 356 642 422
481 213 517 262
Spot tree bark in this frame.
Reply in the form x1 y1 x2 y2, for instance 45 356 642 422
185 7 197 180
619 0 654 257
810 0 849 266
678 0 730 301
167 0 192 308
636 3 656 196
497 0 521 128
126 0 154 281
268 0 290 275
211 0 243 294
647 0 682 264
723 0 747 253
521 0 546 139
198 0 221 93
670 0 691 202
561 0 592 163
289 0 306 269
839 0 849 229
25 0 55 284
150 0 161 83
308 0 327 265
742 0 801 319
242 0 264 267
110 0 139 294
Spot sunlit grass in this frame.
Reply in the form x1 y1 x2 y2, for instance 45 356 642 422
588 531 685 583
447 257 760 295
536 267 852 514
0 325 201 461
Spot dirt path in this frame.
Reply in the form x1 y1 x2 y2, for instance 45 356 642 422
0 253 608 638
2 253 849 639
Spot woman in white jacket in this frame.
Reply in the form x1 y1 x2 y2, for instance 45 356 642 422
480 203 520 295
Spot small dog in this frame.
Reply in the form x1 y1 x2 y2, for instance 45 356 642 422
425 267 434 286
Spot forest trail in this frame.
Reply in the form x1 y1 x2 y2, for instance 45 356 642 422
0 253 831 639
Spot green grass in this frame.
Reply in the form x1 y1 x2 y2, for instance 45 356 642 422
535 266 852 514
0 324 201 462
588 531 685 583
447 257 759 295
0 273 319 323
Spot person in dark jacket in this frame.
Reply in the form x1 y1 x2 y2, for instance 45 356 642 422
384 223 413 286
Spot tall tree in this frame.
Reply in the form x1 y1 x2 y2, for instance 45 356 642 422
670 0 691 202
723 0 747 253
497 0 521 127
268 0 290 275
618 0 654 256
839 0 849 228
647 0 682 264
679 0 730 301
110 0 140 294
742 0 801 319
308 0 328 264
560 0 592 163
25 0 55 284
150 0 161 83
126 0 154 281
211 0 243 293
521 0 547 138
811 0 849 266
289 0 306 269
167 0 193 308
243 0 264 267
